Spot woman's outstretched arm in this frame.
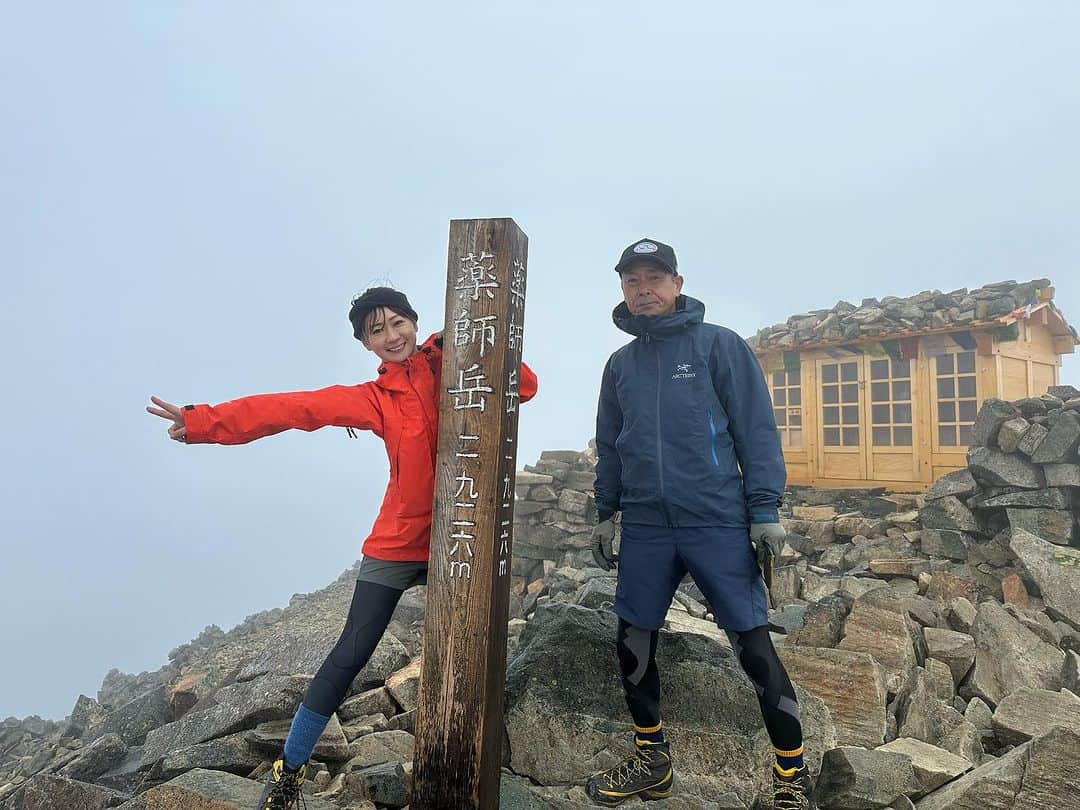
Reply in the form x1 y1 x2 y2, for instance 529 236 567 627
146 384 384 446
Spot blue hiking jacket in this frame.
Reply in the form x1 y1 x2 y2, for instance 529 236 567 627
594 295 785 528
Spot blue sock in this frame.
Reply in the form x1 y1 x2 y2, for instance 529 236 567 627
634 722 665 745
283 704 331 769
775 745 804 773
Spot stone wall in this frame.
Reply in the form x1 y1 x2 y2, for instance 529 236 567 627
509 447 599 593
918 384 1080 620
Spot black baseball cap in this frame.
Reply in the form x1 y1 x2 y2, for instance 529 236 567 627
614 238 678 275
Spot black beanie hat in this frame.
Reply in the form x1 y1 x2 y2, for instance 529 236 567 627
348 287 419 341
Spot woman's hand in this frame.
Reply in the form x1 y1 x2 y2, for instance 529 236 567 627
147 396 188 442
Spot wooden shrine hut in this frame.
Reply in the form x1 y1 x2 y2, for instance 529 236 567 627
748 278 1078 491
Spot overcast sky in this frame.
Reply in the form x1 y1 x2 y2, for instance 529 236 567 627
2 3 1078 720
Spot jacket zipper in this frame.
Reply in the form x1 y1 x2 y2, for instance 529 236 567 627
405 361 437 462
649 334 674 527
707 409 720 467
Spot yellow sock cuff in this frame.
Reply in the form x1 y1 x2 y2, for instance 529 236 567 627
774 745 804 757
634 722 663 735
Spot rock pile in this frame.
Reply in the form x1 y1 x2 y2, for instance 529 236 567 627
3 422 1079 808
918 384 1080 627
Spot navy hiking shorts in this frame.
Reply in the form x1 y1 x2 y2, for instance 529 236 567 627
614 523 769 632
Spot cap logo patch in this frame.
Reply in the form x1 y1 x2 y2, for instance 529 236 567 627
633 241 659 254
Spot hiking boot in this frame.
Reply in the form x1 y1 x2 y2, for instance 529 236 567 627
255 759 307 810
585 740 674 806
770 764 816 810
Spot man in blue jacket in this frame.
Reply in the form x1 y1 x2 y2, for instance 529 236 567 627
584 239 815 809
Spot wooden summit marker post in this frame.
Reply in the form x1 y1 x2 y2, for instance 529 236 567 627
412 218 529 809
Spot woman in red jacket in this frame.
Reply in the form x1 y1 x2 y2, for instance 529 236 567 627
147 287 537 810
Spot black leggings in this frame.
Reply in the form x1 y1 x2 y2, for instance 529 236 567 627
616 618 803 750
303 579 404 716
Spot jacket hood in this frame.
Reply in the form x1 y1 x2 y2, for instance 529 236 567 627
612 295 706 338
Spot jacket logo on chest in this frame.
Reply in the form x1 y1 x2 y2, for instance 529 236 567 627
672 363 696 380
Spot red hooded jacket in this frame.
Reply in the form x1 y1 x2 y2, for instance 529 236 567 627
181 333 538 560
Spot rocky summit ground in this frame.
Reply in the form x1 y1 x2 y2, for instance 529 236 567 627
3 386 1079 809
